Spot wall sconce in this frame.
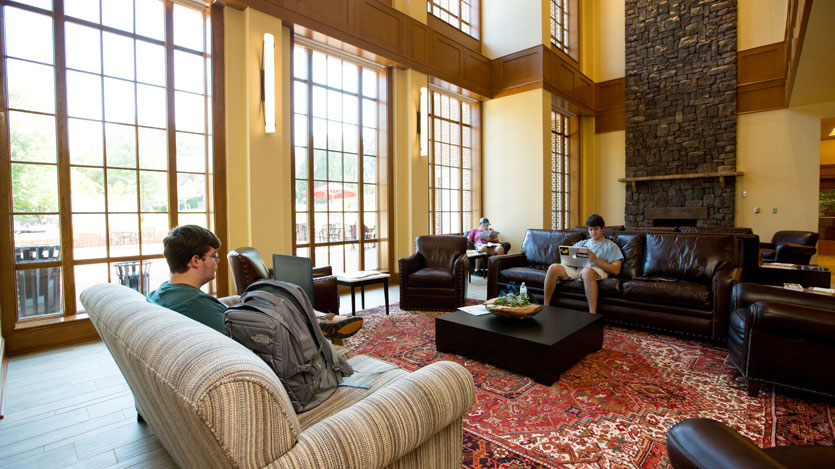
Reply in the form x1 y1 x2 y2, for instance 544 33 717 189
261 33 276 134
418 86 428 157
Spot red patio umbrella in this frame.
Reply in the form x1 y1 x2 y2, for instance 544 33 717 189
307 183 358 200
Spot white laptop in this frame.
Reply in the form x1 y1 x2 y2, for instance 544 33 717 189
559 245 591 268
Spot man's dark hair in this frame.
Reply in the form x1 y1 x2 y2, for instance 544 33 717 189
163 225 221 274
585 214 606 228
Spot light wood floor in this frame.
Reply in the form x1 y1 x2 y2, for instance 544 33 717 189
0 277 488 468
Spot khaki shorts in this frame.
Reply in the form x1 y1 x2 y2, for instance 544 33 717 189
562 265 607 281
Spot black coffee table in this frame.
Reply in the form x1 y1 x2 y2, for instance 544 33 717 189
435 305 603 385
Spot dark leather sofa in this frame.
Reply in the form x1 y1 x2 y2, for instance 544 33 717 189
667 417 835 468
488 229 743 342
729 283 835 398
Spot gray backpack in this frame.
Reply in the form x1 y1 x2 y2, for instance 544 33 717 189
224 279 353 413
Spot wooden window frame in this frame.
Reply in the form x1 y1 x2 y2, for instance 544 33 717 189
427 0 480 40
550 0 580 64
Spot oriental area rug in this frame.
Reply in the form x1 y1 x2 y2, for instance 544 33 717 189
344 303 835 468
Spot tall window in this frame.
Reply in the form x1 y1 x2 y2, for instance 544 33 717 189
550 110 569 229
427 0 478 39
2 0 214 322
429 90 475 235
550 0 569 54
292 42 388 274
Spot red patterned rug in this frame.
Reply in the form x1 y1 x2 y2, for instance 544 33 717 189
345 302 835 468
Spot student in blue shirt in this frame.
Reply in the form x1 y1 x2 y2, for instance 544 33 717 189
543 214 624 314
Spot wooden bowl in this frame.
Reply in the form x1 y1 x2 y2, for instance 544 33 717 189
483 298 542 319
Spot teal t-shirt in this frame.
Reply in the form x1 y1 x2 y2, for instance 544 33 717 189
147 281 227 334
573 237 624 272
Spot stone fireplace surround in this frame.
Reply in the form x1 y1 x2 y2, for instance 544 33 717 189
625 0 738 227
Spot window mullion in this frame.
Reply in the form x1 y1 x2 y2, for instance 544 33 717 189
306 49 315 265
165 0 178 229
53 0 77 314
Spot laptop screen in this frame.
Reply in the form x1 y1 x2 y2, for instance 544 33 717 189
272 254 315 307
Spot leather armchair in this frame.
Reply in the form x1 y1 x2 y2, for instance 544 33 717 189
760 231 819 265
227 247 340 316
667 418 835 468
399 235 468 311
729 283 835 398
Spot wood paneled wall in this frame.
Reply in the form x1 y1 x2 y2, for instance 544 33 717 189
737 42 786 113
594 78 625 133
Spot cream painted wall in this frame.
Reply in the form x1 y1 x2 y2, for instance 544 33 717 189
737 0 787 50
481 0 544 59
592 0 625 81
483 89 549 252
822 140 835 165
224 7 292 293
736 100 835 242
593 130 626 226
391 69 429 267
392 0 427 20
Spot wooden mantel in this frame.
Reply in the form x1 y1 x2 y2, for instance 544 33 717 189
618 171 743 191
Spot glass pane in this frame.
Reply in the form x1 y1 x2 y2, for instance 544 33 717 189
362 69 377 98
343 124 357 154
327 90 342 121
107 169 138 211
140 171 168 212
12 163 58 212
329 244 345 274
344 212 358 241
363 156 376 182
108 214 139 257
342 61 358 93
363 184 376 211
136 41 166 86
313 150 327 180
314 245 328 268
14 214 60 256
17 266 62 318
14 0 52 9
343 183 358 211
294 114 308 148
68 118 103 166
74 263 108 310
175 91 205 133
293 46 308 80
294 83 308 115
314 213 327 242
7 59 55 114
173 4 204 52
327 120 342 151
146 258 169 293
102 0 133 32
178 212 207 228
135 0 164 40
343 94 358 125
4 7 53 64
138 127 167 170
312 118 327 149
295 146 307 177
67 70 102 120
9 111 56 163
140 213 168 254
71 167 105 212
65 0 99 23
328 152 342 181
65 22 101 73
176 132 206 172
344 153 357 183
174 50 204 94
362 127 376 156
327 56 342 88
102 32 135 80
104 78 136 124
364 243 378 271
312 86 326 118
105 123 137 168
295 180 308 212
312 51 326 85
178 173 206 211
295 212 308 244
72 214 106 259
362 99 376 128
136 84 166 128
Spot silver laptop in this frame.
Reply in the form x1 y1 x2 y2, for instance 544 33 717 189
559 245 590 268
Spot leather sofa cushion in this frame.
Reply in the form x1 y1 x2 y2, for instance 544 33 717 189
409 268 454 288
622 279 711 308
611 232 645 279
499 266 547 285
521 229 585 266
560 277 622 295
643 233 737 283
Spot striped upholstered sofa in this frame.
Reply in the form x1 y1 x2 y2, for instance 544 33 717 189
80 284 475 469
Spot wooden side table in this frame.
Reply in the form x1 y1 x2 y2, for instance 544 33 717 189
335 272 390 316
466 251 488 282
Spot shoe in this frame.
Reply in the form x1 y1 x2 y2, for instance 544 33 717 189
318 315 363 339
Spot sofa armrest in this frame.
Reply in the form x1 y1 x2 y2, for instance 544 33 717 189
749 300 835 342
733 283 835 311
313 265 333 277
775 243 816 263
279 361 475 468
712 267 741 341
666 418 783 469
313 275 340 316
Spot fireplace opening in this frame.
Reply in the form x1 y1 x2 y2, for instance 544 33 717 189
653 218 697 227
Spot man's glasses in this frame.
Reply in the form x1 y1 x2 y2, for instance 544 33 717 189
204 253 220 261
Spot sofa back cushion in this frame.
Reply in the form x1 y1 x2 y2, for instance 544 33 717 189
416 235 467 270
612 232 645 278
678 226 753 234
643 233 738 283
521 229 586 266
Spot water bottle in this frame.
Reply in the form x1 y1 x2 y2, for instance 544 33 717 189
519 282 527 299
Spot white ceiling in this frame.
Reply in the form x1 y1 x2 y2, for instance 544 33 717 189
789 0 835 106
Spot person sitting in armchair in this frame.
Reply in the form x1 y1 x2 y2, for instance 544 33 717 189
466 218 510 271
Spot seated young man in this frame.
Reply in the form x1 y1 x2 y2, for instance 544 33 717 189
147 225 361 339
542 214 623 314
